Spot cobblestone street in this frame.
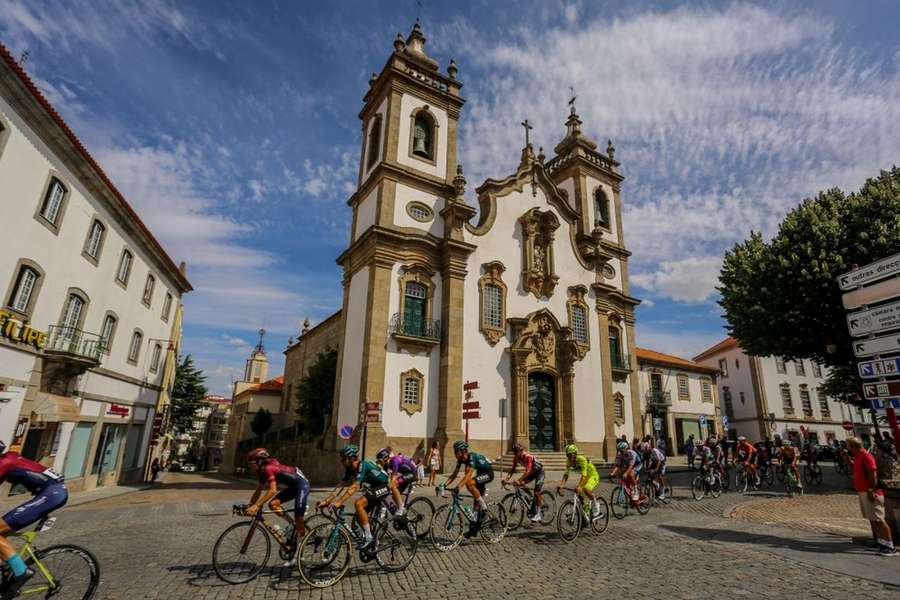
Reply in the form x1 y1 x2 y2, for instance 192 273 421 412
18 470 896 599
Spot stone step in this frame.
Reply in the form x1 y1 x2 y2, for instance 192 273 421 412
492 451 611 472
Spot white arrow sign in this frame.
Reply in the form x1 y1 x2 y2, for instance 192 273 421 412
858 357 900 379
846 299 900 337
838 253 900 290
842 276 900 310
853 334 900 357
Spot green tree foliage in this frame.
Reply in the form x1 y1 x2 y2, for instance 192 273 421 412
719 167 900 404
251 408 273 438
296 347 338 436
171 355 208 434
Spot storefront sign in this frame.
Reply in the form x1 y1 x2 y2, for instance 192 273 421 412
10 416 29 453
107 403 130 418
0 310 46 349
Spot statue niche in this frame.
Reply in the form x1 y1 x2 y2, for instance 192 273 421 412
519 208 560 299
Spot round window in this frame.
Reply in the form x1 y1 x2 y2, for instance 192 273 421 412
406 202 434 223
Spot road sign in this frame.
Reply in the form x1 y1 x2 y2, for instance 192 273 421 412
858 356 900 379
853 334 900 357
463 411 480 420
463 381 480 391
862 380 900 400
846 299 900 337
843 276 900 310
462 401 480 411
365 412 380 423
871 398 900 412
842 420 855 431
364 402 380 411
338 424 354 439
838 252 900 290
722 415 729 429
698 415 707 427
653 417 663 431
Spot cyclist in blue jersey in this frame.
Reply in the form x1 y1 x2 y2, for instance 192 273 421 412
609 441 642 500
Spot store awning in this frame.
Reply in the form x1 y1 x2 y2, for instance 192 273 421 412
31 393 80 424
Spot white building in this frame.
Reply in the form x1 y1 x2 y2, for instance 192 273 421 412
635 347 721 455
330 24 641 464
0 45 192 492
694 337 874 446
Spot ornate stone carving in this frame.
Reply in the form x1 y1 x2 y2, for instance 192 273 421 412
519 208 560 299
531 316 556 363
478 261 507 346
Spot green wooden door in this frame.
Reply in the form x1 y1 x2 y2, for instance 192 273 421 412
528 372 556 451
403 282 427 336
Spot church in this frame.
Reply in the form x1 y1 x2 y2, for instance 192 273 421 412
327 23 641 464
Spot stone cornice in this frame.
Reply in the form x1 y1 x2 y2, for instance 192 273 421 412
349 161 455 207
361 52 464 123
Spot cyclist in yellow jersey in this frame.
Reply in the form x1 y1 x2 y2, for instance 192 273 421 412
557 444 604 520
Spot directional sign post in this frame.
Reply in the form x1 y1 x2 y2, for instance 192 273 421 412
462 382 480 442
862 380 900 400
843 277 900 310
722 415 730 430
838 252 900 290
853 334 900 358
846 300 900 337
858 357 900 379
871 398 900 412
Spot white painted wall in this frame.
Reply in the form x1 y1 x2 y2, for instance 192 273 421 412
395 95 448 180
354 187 378 241
393 183 444 237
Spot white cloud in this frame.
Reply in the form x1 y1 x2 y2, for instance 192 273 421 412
632 256 722 303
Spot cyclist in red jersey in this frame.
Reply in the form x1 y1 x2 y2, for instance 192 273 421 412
244 448 310 551
0 441 68 598
502 443 545 523
736 437 759 486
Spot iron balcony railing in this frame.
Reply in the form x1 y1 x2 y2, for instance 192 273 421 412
389 313 441 341
610 353 632 371
645 390 672 406
45 325 106 363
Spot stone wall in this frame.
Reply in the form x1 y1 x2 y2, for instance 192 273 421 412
281 311 343 429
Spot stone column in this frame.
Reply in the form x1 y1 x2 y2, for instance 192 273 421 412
624 314 643 437
597 311 616 460
561 365 576 447
435 249 468 466
512 363 529 449
324 270 353 450
357 259 393 457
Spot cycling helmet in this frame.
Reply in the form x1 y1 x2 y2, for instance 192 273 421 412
452 440 469 452
737 436 746 442
616 441 629 451
512 442 524 453
564 443 578 455
339 444 359 459
376 447 391 460
246 447 269 462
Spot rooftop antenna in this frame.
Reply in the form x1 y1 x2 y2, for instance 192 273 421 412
568 85 577 113
19 49 29 66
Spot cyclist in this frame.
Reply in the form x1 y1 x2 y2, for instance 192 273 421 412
558 444 603 520
802 442 819 468
244 448 310 553
318 444 391 549
444 441 494 536
647 443 668 499
781 440 802 490
502 442 545 523
610 440 643 501
0 441 68 597
736 436 759 486
697 439 714 473
375 447 413 515
710 438 727 479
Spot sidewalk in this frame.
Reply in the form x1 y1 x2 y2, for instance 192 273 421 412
0 481 149 513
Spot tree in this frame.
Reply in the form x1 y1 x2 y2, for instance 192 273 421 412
296 348 338 436
718 167 900 406
171 355 208 434
251 408 273 438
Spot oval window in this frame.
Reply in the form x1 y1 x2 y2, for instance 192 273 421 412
406 202 434 223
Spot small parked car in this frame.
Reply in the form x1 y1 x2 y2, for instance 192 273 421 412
168 462 182 472
181 463 196 473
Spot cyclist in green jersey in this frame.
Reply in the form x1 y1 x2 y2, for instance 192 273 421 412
444 441 494 535
557 444 604 519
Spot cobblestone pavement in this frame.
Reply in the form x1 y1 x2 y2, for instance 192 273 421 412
731 493 871 537
24 471 897 599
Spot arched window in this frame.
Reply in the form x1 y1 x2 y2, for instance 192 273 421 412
84 219 106 261
366 115 382 169
571 304 588 343
478 262 507 346
594 188 610 228
608 325 622 367
150 343 162 373
60 292 86 330
8 265 40 315
38 177 68 227
142 274 156 307
400 369 424 415
613 392 625 419
162 292 173 322
116 249 133 285
100 313 117 354
127 330 143 364
483 284 503 329
411 110 436 160
403 281 427 336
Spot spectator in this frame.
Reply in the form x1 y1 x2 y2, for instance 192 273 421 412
657 436 667 456
150 458 160 483
685 434 695 470
427 441 441 487
415 458 426 483
848 436 897 556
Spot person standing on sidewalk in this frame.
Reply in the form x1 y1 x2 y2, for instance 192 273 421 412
848 437 898 556
685 435 695 470
150 458 160 483
427 441 441 487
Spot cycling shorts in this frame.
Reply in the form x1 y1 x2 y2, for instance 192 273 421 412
474 469 494 494
521 468 545 492
3 483 68 531
395 472 417 495
582 474 599 494
364 483 392 507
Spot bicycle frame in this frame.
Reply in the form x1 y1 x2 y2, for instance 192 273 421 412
237 507 295 554
6 531 57 593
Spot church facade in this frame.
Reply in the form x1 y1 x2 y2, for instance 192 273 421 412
330 24 641 463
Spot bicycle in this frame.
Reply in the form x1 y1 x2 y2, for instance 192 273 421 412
430 487 507 551
690 465 722 501
734 462 762 494
802 462 823 486
609 475 650 519
555 487 609 543
500 481 556 530
213 504 308 584
784 466 804 497
755 460 775 487
297 504 417 588
0 516 100 599
641 468 672 506
382 483 435 539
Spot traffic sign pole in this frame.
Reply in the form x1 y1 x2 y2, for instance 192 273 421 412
887 407 900 448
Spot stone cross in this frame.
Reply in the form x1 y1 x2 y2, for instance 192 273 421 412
520 119 533 147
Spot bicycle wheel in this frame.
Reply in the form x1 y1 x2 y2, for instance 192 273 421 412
775 465 786 484
405 496 436 539
736 469 748 494
538 490 557 526
212 521 271 584
556 499 581 543
635 490 651 515
297 521 352 588
720 467 731 492
610 486 629 519
430 504 464 551
691 475 706 501
761 465 775 487
23 544 100 599
590 497 610 534
374 516 417 572
501 493 526 531
479 503 507 544
710 474 722 499
802 465 813 485
813 464 823 484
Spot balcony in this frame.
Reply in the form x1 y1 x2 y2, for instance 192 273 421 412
44 326 106 364
610 353 632 372
389 313 441 352
645 390 672 406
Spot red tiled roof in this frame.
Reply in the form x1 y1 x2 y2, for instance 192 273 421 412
0 42 191 293
635 347 719 374
253 376 284 393
692 336 739 363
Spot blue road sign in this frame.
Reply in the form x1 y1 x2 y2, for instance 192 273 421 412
699 414 707 427
858 356 900 379
871 398 900 412
722 415 730 429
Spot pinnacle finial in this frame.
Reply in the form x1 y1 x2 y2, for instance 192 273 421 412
453 164 466 197
301 317 311 335
447 58 458 80
369 72 378 87
394 32 405 52
606 139 615 160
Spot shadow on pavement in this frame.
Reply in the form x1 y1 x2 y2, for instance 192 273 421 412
661 524 872 556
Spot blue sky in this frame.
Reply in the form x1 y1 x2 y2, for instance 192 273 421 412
3 1 899 395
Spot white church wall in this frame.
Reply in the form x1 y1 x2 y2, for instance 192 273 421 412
354 187 378 241
395 95 448 180
337 268 369 429
393 182 444 237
